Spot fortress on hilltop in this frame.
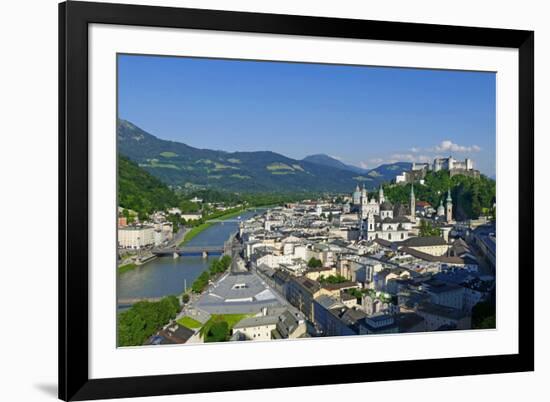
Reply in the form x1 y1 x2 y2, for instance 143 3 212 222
395 156 480 184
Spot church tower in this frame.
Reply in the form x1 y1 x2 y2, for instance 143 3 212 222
361 184 368 202
446 188 453 222
352 184 361 205
410 184 416 221
361 184 368 214
379 185 385 204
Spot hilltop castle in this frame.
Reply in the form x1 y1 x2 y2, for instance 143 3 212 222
395 156 480 184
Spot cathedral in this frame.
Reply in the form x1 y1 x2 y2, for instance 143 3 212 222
351 184 415 242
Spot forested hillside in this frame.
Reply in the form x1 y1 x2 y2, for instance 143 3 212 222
383 171 496 220
118 155 180 214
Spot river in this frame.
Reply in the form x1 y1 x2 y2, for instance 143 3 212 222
117 210 260 303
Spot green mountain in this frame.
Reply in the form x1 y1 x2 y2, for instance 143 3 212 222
367 162 412 182
118 119 394 192
302 154 367 174
302 154 412 183
118 154 180 213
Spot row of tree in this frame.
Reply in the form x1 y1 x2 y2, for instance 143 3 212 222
191 256 232 294
117 295 180 347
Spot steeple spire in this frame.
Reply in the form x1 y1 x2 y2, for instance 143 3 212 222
445 188 453 222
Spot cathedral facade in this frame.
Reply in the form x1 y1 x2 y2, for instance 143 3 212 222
352 184 415 242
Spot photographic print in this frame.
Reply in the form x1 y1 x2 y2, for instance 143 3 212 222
116 54 497 347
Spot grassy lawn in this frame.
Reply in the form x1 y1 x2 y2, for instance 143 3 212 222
199 314 252 337
118 263 137 274
176 316 202 329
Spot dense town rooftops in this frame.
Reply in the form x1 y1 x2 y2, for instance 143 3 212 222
321 281 359 291
374 238 394 249
149 323 195 345
401 236 448 247
417 302 469 320
395 312 425 332
275 310 305 338
196 272 286 314
306 267 334 275
292 276 322 294
422 279 463 294
341 292 357 302
400 246 476 265
380 201 393 211
315 294 344 310
233 315 280 329
340 308 367 326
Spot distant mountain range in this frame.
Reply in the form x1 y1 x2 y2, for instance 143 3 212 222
117 119 411 193
301 154 368 174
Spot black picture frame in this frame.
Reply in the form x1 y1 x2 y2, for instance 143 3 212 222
59 1 534 400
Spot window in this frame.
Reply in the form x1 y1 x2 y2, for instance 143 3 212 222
401 233 404 239
388 233 392 240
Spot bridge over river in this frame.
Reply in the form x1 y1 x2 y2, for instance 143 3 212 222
152 233 236 257
152 245 224 257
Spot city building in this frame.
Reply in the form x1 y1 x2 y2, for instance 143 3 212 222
287 277 325 321
416 302 471 331
181 212 203 221
118 225 155 249
232 315 279 341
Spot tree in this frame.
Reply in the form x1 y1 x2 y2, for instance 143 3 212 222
206 321 229 342
219 255 232 271
117 295 180 347
382 171 495 220
472 300 496 329
192 271 210 293
117 309 147 346
318 274 347 284
419 219 441 237
346 288 363 302
181 293 190 304
307 257 323 268
476 315 496 329
118 155 180 214
137 210 149 222
166 213 182 233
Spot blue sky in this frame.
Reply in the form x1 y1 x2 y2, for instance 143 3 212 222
118 54 496 177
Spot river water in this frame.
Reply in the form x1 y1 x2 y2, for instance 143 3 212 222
117 210 259 301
